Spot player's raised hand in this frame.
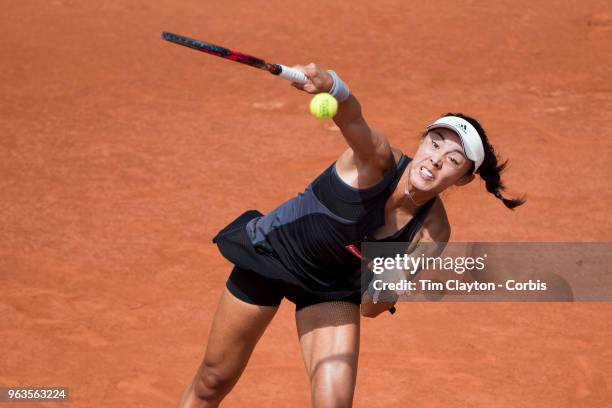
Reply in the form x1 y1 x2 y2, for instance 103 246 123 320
290 63 333 94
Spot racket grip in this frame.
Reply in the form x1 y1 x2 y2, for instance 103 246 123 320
277 65 309 84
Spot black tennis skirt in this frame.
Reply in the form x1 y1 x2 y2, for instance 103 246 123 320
213 210 364 300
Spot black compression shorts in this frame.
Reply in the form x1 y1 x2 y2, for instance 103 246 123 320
226 266 362 311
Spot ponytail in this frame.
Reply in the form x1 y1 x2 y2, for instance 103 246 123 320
442 113 526 210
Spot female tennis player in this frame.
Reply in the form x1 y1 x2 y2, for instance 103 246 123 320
178 63 524 408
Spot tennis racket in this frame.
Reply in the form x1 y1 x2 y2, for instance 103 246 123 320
162 32 308 84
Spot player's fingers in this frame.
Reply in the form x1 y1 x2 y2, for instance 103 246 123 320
291 81 317 94
304 63 319 77
291 81 306 90
292 64 330 93
291 64 311 79
302 83 319 93
305 64 329 85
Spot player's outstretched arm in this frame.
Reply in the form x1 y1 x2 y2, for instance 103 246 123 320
291 63 392 169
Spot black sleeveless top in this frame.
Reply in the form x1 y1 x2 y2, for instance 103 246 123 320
213 155 437 298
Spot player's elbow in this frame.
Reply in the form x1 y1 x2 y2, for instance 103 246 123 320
360 303 387 318
360 309 377 318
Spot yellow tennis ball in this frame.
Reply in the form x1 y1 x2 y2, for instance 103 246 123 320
309 93 338 119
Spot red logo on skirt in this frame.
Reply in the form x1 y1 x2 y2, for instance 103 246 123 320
345 244 363 259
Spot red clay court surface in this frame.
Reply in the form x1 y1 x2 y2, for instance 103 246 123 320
1 1 611 407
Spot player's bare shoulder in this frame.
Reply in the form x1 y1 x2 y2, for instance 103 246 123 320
421 197 451 243
390 147 403 165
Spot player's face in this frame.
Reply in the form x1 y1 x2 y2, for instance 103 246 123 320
408 128 475 193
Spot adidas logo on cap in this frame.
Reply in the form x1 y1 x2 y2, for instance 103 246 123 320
457 123 468 133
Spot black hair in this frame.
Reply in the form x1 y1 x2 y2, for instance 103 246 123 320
439 112 526 210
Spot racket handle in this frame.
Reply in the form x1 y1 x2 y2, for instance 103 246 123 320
277 64 309 84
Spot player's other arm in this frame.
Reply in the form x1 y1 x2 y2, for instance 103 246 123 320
291 63 393 170
360 200 451 318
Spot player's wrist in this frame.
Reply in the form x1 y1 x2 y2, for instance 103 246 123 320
326 70 350 102
320 71 334 93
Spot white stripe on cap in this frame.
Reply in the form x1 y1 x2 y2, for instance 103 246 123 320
426 116 485 171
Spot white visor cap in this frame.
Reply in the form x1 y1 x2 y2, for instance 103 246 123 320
426 116 485 172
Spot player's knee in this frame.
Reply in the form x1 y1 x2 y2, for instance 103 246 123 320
193 363 235 402
313 387 354 408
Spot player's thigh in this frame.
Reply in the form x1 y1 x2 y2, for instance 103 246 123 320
195 286 279 391
295 301 360 407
